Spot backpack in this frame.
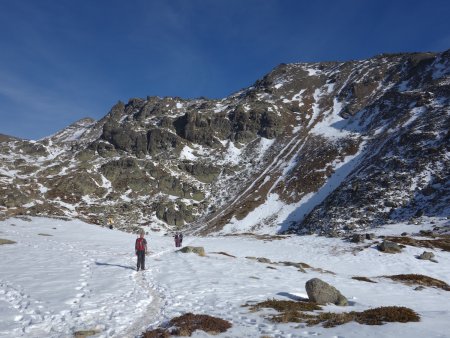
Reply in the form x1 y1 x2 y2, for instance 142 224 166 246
136 238 146 251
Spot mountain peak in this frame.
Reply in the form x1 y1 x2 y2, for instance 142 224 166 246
0 50 449 235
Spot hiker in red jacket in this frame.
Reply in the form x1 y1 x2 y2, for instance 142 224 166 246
135 231 148 271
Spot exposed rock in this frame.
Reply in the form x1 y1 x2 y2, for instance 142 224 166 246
365 233 376 240
417 251 438 262
351 234 365 243
305 278 348 306
0 50 449 234
178 246 205 256
377 240 402 253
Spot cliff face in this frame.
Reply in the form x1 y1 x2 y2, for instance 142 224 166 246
1 50 449 235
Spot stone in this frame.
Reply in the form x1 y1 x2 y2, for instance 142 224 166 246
256 257 272 264
351 234 365 243
365 233 376 240
305 278 348 306
178 246 205 256
418 251 435 260
377 240 402 253
417 251 437 262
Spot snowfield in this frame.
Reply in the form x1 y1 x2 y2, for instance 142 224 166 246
0 217 449 338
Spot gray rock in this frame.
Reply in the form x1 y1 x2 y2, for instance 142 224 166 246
377 240 402 253
178 246 205 256
417 251 437 262
365 233 376 240
305 278 348 306
351 234 365 243
418 251 435 260
256 257 272 264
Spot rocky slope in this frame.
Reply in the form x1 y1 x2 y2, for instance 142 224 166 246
0 50 449 235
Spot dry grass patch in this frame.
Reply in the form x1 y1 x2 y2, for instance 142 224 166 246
304 306 419 327
246 299 321 324
210 251 236 258
74 330 99 338
386 235 450 252
142 328 170 338
143 313 231 337
170 313 231 336
246 300 419 328
245 257 335 274
352 276 377 283
246 299 322 313
0 238 16 245
223 232 288 241
384 274 450 291
355 306 420 325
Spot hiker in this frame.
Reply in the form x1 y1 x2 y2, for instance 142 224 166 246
174 233 180 247
179 232 183 247
108 217 114 230
135 231 148 271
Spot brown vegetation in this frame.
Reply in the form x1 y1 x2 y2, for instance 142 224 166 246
301 306 420 327
245 300 419 328
73 330 99 338
245 299 321 313
142 328 170 338
386 235 450 252
223 233 288 241
352 276 377 283
384 274 450 291
143 313 232 337
244 256 335 274
0 238 16 245
210 251 236 258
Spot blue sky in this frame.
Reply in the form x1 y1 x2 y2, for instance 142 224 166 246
0 0 449 140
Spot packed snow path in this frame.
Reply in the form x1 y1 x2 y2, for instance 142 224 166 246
0 218 174 338
1 217 450 338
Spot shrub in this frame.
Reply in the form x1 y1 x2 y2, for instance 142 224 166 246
245 299 420 328
352 276 377 283
0 238 16 245
384 274 449 291
143 313 231 337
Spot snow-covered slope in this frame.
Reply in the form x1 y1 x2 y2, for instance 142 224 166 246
0 50 449 235
0 217 449 337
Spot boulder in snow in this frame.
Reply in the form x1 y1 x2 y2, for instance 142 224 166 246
417 251 437 262
178 246 206 256
305 278 348 306
377 240 402 253
351 234 365 243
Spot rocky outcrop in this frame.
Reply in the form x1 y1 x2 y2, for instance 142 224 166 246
0 49 449 234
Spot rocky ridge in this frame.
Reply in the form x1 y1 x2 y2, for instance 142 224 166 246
0 50 449 235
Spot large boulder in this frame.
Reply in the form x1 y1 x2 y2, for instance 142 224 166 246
305 278 348 306
178 246 205 256
377 240 402 253
417 251 437 262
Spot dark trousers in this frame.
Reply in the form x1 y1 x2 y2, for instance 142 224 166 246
136 250 145 270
